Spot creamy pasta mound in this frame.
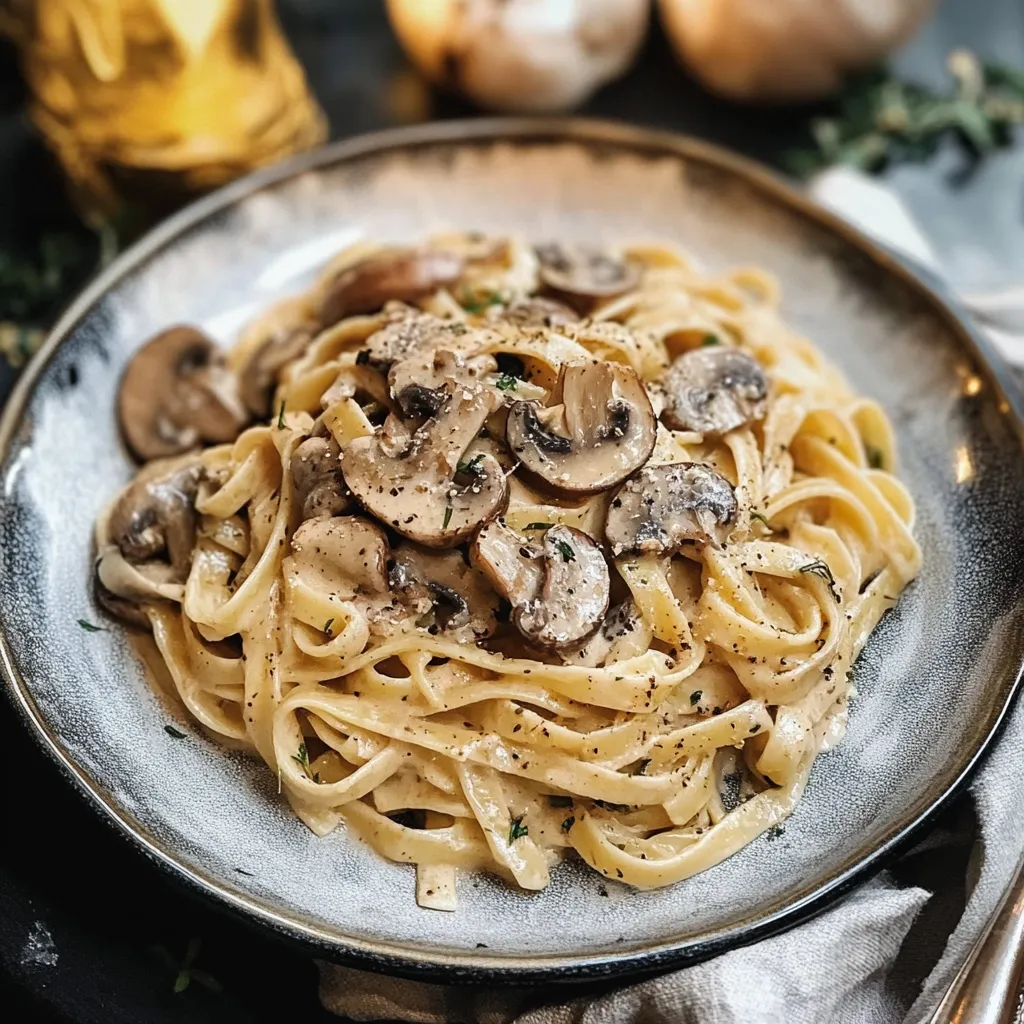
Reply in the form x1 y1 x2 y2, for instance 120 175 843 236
94 233 921 910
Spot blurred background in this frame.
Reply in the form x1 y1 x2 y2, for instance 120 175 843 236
0 1 1022 1021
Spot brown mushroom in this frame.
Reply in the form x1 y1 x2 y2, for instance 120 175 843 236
342 379 509 548
389 543 500 641
562 599 647 667
388 347 498 418
317 249 465 327
661 347 769 435
505 360 656 495
118 326 248 462
535 243 640 312
605 462 737 557
471 521 610 649
494 297 579 330
290 436 352 520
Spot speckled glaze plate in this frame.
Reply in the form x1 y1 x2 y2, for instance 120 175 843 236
2 120 1024 983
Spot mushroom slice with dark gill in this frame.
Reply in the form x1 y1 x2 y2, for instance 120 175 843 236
95 456 203 624
605 462 737 558
505 360 656 495
118 325 248 462
388 347 497 418
661 347 768 435
290 436 352 520
341 379 509 548
471 521 610 649
317 249 465 328
535 243 640 312
389 544 499 641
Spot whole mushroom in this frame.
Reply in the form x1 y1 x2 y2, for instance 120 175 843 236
535 243 640 312
471 520 610 649
118 326 248 462
661 347 768 435
386 0 650 113
506 360 656 495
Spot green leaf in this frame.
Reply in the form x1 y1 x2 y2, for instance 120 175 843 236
77 618 105 632
461 291 504 314
749 511 771 528
291 743 310 773
164 725 187 739
701 334 720 347
555 539 575 562
508 815 529 844
173 971 191 994
494 373 519 392
443 504 453 531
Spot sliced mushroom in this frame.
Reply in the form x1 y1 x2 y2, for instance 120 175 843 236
237 300 321 417
471 521 610 649
563 600 647 667
118 326 248 462
291 436 352 520
388 347 498 418
535 243 640 311
506 361 656 495
289 516 402 633
320 363 393 411
494 297 579 331
342 380 509 547
356 308 460 374
317 250 465 327
661 347 769 435
605 462 737 557
389 543 499 641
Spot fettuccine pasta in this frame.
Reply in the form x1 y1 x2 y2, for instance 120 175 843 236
95 233 920 910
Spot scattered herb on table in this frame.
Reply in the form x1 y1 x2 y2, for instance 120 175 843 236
77 618 105 632
151 937 222 995
164 725 187 739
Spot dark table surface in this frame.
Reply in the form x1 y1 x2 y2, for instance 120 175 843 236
1 1 1023 1021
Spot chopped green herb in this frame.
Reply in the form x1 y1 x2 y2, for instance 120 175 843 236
323 618 334 636
702 333 720 346
634 758 652 776
555 539 576 562
548 794 574 808
690 690 703 705
749 511 771 528
508 815 529 844
276 400 286 429
495 373 519 392
462 291 504 314
291 742 310 774
561 815 575 834
443 504 453 531
524 522 553 531
158 936 222 995
77 618 105 632
164 725 187 739
799 559 841 602
234 867 254 876
456 454 485 476
865 444 885 470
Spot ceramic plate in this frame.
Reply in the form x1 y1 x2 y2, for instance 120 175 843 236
2 121 1023 983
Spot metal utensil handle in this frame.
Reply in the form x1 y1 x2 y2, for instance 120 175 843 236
929 852 1024 1023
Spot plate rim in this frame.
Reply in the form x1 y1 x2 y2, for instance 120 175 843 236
2 117 1023 983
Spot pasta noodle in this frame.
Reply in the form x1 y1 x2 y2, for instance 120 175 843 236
94 233 921 910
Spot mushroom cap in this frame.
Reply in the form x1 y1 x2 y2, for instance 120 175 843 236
290 436 352 520
107 456 203 578
661 347 769 435
605 462 737 557
358 309 460 372
118 326 248 462
535 243 640 311
389 543 499 641
290 515 391 597
317 250 465 327
342 380 509 548
471 521 610 650
388 347 498 418
506 360 656 495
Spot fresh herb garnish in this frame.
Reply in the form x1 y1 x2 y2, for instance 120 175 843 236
508 815 529 844
799 559 841 602
865 444 885 470
561 816 575 834
151 937 222 995
276 400 286 430
555 539 576 562
524 522 553 531
164 725 187 739
702 333 720 346
456 454 485 476
77 618 105 632
548 794 574 808
495 373 519 392
690 690 703 705
291 742 311 775
788 51 1024 177
749 511 771 528
323 618 334 636
634 758 651 776
443 504 453 531
462 291 504 314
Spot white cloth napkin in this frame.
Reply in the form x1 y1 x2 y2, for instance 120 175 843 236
319 169 1024 1023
